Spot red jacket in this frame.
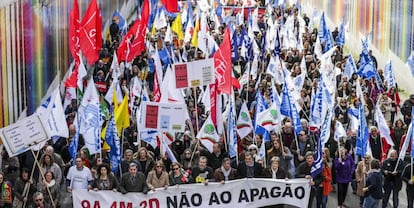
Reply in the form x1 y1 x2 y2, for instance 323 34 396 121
322 162 332 196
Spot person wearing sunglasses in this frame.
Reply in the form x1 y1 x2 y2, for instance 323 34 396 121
27 192 51 208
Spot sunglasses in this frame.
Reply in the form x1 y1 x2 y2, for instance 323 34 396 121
35 198 43 202
173 168 179 170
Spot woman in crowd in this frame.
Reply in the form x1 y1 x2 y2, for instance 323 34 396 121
263 156 288 179
169 162 193 185
318 148 332 208
391 119 406 152
37 171 59 207
1 151 20 185
12 168 37 208
356 154 372 207
181 148 198 170
334 147 355 208
39 154 62 185
134 147 155 177
266 138 294 178
146 161 169 191
92 163 118 191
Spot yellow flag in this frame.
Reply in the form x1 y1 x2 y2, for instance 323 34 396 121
112 83 119 112
172 14 184 42
114 95 130 135
191 19 199 47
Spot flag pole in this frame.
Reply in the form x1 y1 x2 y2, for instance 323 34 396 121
189 87 200 166
24 150 40 208
31 149 56 208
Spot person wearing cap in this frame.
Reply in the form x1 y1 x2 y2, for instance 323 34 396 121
401 94 414 125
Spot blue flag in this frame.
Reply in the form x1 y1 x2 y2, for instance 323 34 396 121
336 22 345 46
311 109 332 178
253 91 269 135
112 11 126 35
324 29 334 53
344 55 357 79
356 103 369 157
228 98 238 158
280 83 302 134
318 12 328 44
407 51 414 77
105 114 121 174
69 119 81 165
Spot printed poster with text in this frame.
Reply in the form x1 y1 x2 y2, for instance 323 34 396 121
139 102 188 133
173 58 215 88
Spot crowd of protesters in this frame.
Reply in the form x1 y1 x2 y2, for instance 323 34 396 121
0 1 413 208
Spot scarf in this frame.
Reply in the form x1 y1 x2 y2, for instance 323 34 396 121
46 179 56 188
220 166 231 181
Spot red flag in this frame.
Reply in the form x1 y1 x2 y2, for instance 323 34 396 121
213 27 234 95
209 83 217 126
161 0 179 13
117 0 150 62
79 0 102 65
153 68 162 102
69 0 80 61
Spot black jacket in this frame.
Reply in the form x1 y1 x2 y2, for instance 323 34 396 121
237 161 263 179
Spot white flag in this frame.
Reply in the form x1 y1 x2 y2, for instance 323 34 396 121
78 78 101 154
375 104 395 146
197 114 219 153
334 121 347 141
236 102 253 139
256 103 280 132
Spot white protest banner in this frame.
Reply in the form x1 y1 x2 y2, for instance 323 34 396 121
173 58 215 88
139 102 188 133
0 114 48 157
73 178 310 208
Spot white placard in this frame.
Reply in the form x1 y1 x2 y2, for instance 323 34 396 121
139 102 188 133
173 58 215 88
0 114 48 156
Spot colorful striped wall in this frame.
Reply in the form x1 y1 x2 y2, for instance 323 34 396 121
308 0 413 61
0 0 123 128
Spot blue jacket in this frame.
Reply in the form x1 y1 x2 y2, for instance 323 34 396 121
365 169 383 199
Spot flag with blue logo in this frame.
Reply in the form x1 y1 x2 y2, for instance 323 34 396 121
105 114 121 174
318 12 327 44
324 29 334 53
344 55 357 79
336 22 345 46
273 28 281 56
398 107 414 161
140 130 158 149
227 95 238 158
384 60 395 89
311 108 332 178
280 82 302 134
356 103 369 157
406 51 414 77
78 78 102 155
69 116 81 165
